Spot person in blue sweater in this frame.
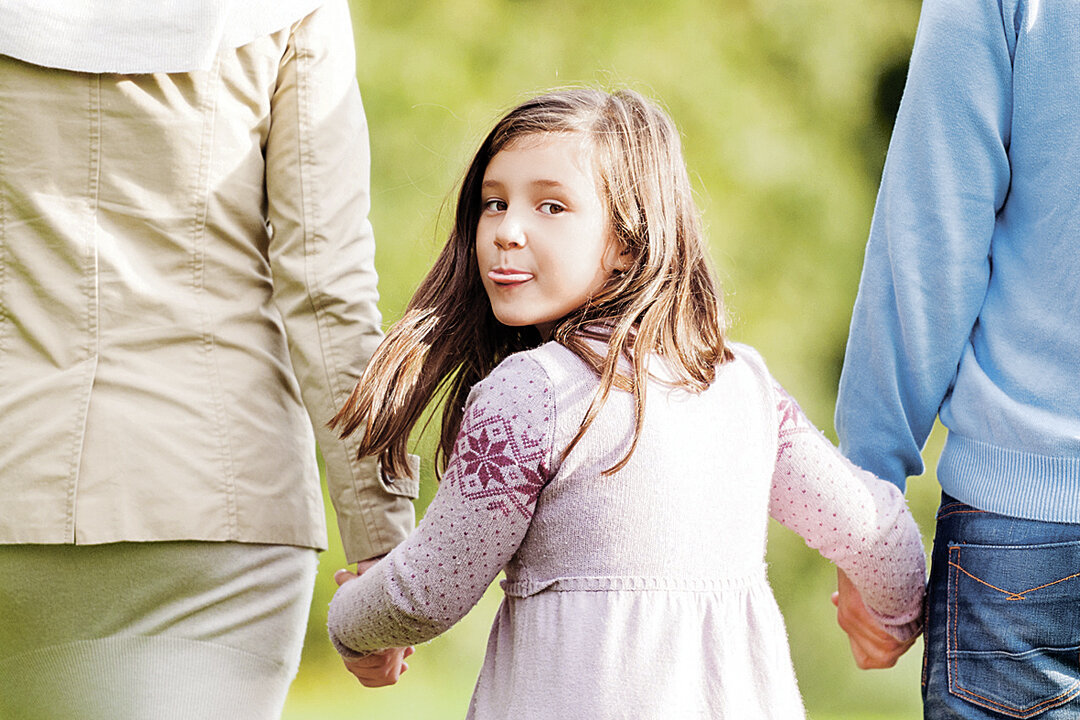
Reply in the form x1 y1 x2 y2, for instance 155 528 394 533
833 1 1080 718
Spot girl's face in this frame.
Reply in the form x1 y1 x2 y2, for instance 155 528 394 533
476 133 626 340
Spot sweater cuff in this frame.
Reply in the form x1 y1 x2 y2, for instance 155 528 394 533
883 617 923 643
869 601 925 643
328 628 376 660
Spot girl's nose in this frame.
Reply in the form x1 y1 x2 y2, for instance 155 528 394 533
494 214 526 250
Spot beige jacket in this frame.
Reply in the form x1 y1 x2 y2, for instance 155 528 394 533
0 0 416 561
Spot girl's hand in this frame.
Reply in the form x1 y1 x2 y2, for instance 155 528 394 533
340 645 415 687
334 561 415 687
832 569 916 669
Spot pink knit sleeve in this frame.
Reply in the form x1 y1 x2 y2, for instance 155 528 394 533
768 382 926 640
327 355 555 658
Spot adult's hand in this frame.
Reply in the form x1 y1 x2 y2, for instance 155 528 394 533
832 568 916 669
334 560 415 687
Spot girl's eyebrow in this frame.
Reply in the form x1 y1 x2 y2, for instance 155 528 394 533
480 178 566 190
530 179 566 190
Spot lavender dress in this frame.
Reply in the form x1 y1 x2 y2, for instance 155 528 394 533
329 343 925 718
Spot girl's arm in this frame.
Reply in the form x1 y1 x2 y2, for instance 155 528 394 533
769 382 926 641
328 355 556 658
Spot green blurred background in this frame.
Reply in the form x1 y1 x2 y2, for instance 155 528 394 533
285 0 945 717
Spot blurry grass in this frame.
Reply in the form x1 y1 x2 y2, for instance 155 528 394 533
285 0 930 717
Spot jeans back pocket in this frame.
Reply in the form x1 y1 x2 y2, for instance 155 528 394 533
947 541 1080 718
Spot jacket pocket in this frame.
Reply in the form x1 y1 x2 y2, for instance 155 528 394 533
947 541 1080 718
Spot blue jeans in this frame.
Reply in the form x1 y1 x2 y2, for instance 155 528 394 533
923 494 1080 719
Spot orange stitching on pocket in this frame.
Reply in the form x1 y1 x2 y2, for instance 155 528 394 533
948 547 959 697
953 680 1080 719
948 561 1080 601
947 546 1080 717
937 508 987 520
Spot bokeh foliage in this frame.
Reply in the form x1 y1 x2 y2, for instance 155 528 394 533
284 1 944 717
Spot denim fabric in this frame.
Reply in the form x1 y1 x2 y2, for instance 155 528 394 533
923 494 1080 719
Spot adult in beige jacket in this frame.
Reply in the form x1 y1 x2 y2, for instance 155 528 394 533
0 1 415 717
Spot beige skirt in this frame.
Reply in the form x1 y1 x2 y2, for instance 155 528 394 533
0 541 317 720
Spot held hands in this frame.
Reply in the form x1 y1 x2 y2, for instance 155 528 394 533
334 560 415 687
832 568 916 669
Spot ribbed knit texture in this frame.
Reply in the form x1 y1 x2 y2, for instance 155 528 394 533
0 636 293 720
329 342 925 717
0 542 316 720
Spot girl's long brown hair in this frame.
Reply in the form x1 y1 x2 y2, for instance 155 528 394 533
332 88 733 479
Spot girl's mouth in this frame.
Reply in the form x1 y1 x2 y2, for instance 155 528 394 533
488 269 534 286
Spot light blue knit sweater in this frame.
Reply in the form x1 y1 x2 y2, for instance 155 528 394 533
836 0 1080 522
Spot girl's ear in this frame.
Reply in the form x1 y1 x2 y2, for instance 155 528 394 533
608 243 633 273
602 227 633 273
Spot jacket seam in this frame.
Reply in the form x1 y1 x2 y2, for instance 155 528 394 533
292 18 387 554
0 75 7 384
68 73 103 542
191 55 241 539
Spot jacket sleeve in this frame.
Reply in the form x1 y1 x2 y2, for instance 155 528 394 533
264 0 416 562
834 0 1014 489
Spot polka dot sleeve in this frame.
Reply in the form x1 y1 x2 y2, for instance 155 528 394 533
328 355 556 658
768 381 926 641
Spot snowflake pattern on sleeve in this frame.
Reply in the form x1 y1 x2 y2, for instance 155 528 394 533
768 379 925 640
775 380 813 459
451 407 549 520
327 355 557 657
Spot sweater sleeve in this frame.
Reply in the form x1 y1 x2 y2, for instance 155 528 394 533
834 0 1014 489
770 382 926 641
327 355 556 657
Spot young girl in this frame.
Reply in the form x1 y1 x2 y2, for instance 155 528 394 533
328 88 925 718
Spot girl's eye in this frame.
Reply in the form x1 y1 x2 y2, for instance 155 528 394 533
482 199 507 212
540 202 566 215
